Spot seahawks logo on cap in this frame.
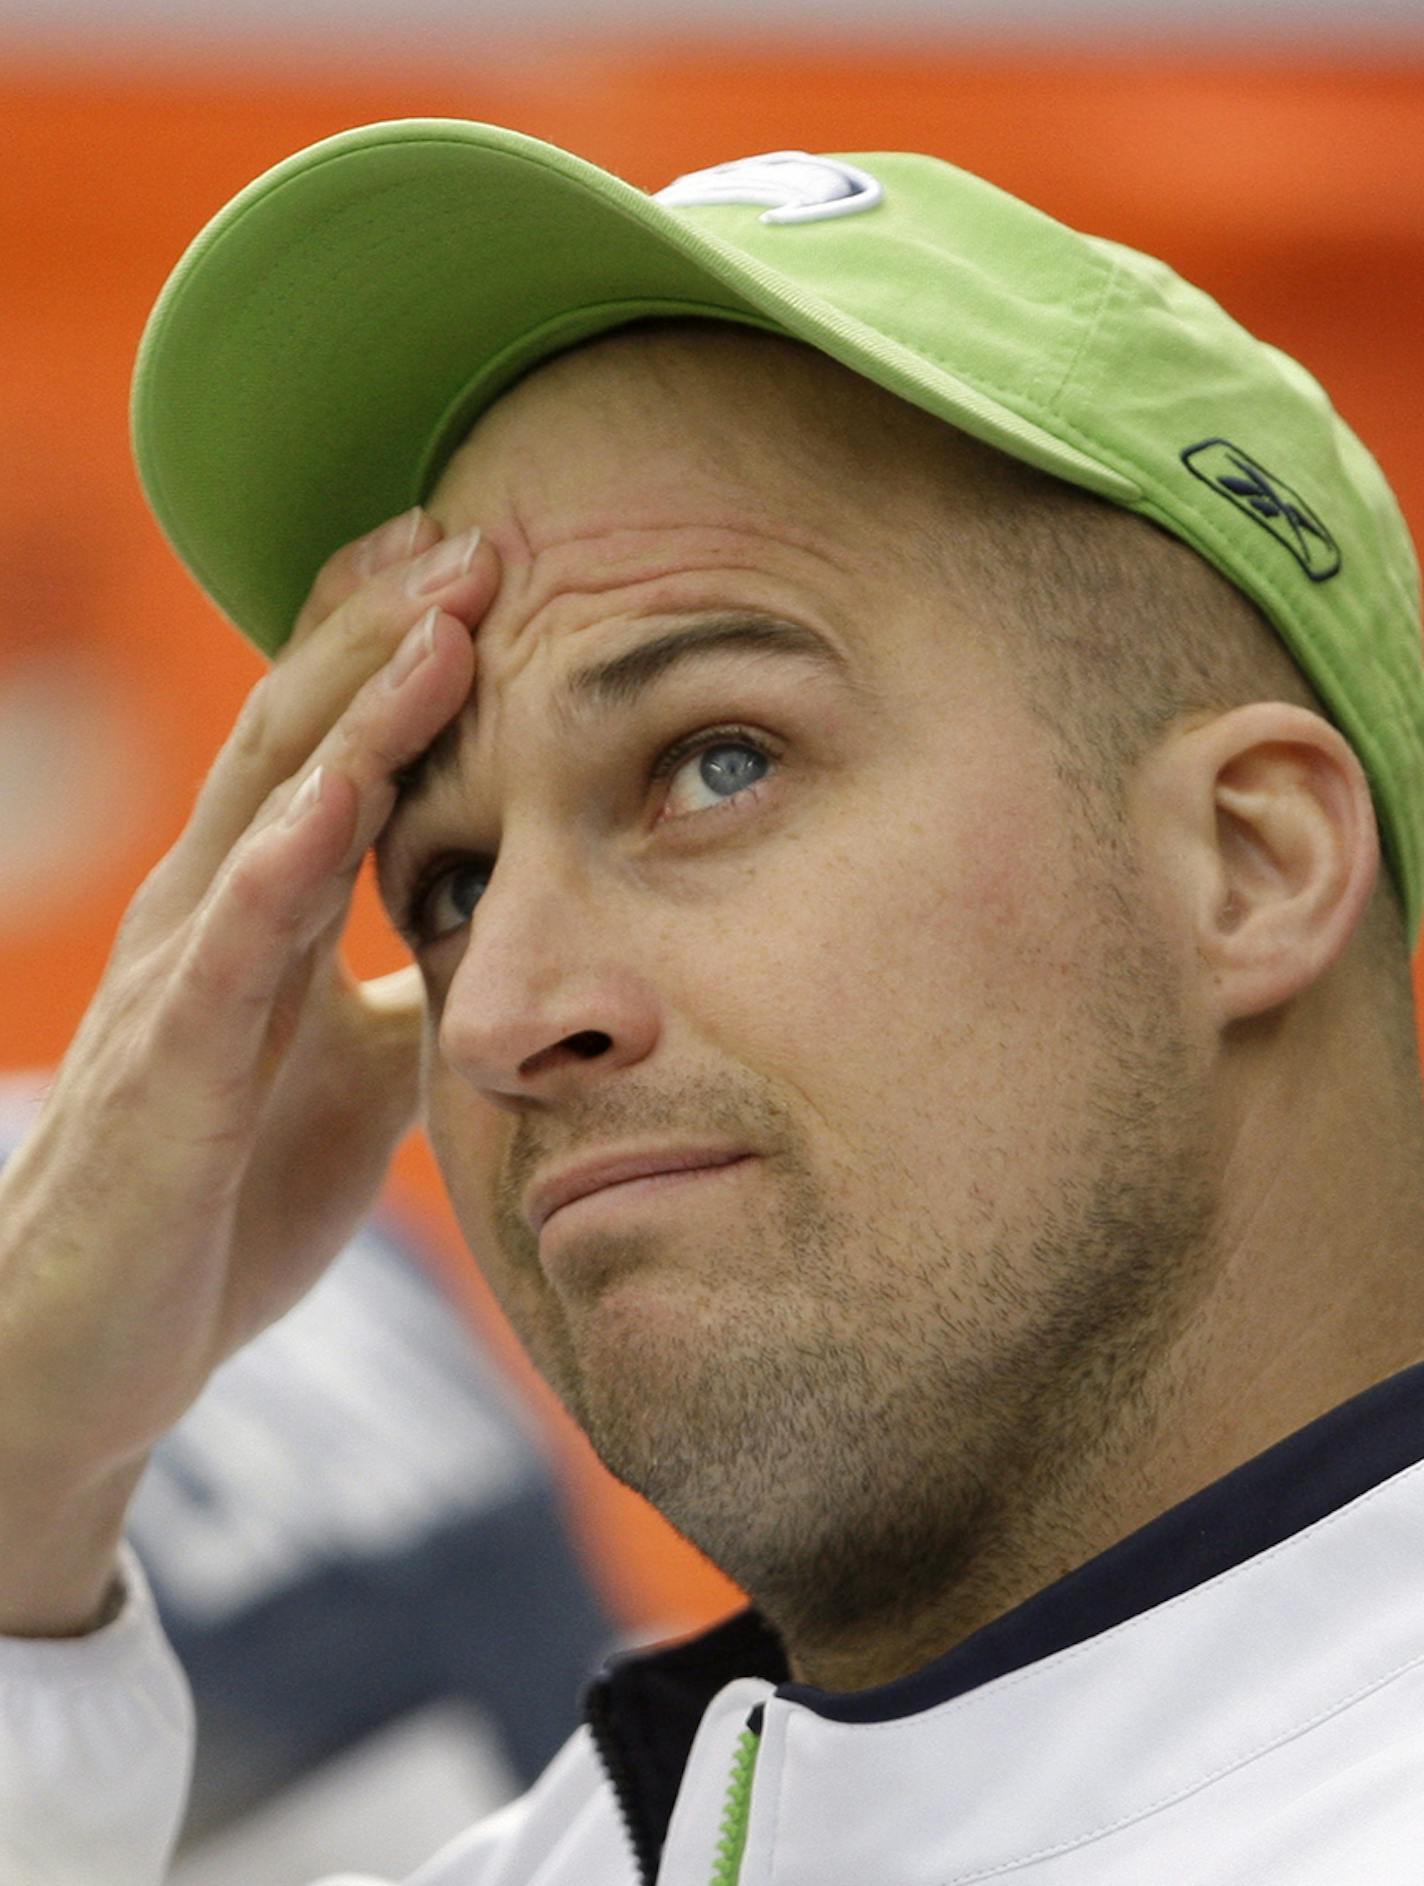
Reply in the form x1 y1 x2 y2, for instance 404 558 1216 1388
1182 440 1340 581
654 151 884 226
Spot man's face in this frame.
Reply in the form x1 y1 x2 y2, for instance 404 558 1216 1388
375 325 1215 1640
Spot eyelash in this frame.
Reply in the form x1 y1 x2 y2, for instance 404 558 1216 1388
400 722 780 947
649 721 776 805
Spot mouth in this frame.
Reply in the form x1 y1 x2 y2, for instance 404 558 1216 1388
526 1144 755 1235
536 1154 758 1249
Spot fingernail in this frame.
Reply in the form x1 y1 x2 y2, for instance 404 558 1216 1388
386 608 438 690
406 525 482 597
357 507 426 576
284 766 326 827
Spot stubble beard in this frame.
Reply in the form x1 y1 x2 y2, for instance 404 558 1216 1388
500 952 1221 1666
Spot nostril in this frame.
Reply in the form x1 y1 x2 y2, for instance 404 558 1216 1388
516 1029 613 1081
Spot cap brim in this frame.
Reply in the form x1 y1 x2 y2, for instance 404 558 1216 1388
133 119 1136 655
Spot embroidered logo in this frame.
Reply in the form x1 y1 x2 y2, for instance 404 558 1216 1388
1182 440 1340 581
654 151 885 227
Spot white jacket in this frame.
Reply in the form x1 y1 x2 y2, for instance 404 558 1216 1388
5 1363 1424 1885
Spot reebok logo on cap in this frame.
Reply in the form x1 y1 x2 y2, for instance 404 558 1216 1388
654 151 885 226
1183 439 1342 582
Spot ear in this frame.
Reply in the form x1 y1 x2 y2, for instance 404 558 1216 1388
1135 702 1380 1025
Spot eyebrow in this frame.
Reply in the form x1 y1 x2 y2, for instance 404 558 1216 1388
387 610 854 820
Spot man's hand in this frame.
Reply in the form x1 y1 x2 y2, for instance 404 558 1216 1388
0 508 497 1634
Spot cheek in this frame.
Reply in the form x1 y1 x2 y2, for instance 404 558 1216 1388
422 1065 528 1300
737 787 1075 1058
710 775 1109 1220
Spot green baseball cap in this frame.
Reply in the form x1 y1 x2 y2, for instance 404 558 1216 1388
131 118 1424 940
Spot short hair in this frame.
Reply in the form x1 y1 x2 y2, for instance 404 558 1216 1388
937 445 1417 1044
946 452 1325 797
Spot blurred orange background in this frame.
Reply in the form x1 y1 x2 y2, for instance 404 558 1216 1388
5 43 1424 1636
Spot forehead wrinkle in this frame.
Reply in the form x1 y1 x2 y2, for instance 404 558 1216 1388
456 512 875 736
488 525 866 638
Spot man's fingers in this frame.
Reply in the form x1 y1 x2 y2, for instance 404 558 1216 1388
288 605 479 870
140 529 496 931
234 526 491 791
150 769 365 1110
146 610 474 1105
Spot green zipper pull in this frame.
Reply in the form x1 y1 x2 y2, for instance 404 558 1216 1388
709 1720 761 1886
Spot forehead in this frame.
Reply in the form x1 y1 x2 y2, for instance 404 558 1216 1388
427 322 992 575
379 328 1021 836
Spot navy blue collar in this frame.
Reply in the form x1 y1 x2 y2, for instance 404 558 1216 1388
585 1359 1424 1874
783 1357 1424 1721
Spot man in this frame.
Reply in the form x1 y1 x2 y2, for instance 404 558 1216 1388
3 122 1424 1883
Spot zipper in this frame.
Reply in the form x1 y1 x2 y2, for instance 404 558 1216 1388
585 1680 661 1886
709 1710 763 1886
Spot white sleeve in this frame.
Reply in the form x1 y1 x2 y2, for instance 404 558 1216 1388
0 1541 194 1886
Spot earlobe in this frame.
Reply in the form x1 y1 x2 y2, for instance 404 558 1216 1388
1152 704 1380 1025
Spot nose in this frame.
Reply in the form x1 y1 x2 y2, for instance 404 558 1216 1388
434 857 662 1110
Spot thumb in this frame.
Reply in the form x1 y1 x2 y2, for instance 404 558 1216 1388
358 962 426 1023
346 962 427 1109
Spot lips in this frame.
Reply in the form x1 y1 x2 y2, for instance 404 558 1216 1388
525 1146 753 1236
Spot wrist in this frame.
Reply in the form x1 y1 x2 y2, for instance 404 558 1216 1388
0 1457 145 1638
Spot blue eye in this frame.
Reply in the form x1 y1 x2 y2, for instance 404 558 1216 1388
408 858 491 945
661 731 773 819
